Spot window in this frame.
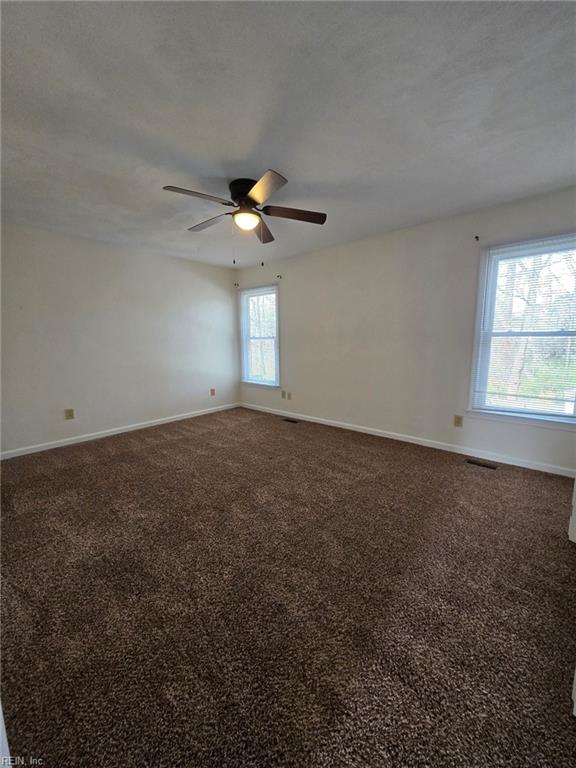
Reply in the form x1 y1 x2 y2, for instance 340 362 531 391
471 233 576 422
240 285 280 386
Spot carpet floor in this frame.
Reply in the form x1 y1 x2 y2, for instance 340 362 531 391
1 407 575 767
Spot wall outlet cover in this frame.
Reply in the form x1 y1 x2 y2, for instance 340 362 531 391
454 414 463 427
210 388 216 397
281 390 286 399
64 408 75 420
287 392 292 400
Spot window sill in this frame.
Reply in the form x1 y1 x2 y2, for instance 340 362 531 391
466 408 576 431
241 380 281 388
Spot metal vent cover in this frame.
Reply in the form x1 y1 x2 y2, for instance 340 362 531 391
465 458 498 470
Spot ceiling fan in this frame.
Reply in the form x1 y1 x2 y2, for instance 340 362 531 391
163 170 327 244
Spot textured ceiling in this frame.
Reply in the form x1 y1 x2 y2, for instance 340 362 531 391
2 2 575 267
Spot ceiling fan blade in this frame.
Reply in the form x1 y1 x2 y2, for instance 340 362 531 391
247 170 287 205
255 217 274 244
262 205 327 225
188 213 232 231
163 185 234 206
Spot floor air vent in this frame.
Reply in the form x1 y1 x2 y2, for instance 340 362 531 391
283 418 300 423
465 458 497 470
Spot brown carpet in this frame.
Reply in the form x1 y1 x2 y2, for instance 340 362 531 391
2 407 575 767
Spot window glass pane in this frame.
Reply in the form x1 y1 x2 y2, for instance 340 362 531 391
248 339 276 383
249 293 276 338
485 336 576 416
493 250 576 333
472 237 576 420
241 287 278 385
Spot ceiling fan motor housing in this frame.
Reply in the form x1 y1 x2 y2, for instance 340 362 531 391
229 178 257 207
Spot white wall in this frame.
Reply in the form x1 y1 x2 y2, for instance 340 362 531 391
0 702 8 761
1 224 239 454
238 187 576 476
3 189 575 471
570 484 576 543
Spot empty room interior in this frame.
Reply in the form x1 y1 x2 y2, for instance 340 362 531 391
2 2 576 766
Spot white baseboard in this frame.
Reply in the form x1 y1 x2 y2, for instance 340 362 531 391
4 400 574 479
0 403 241 460
239 403 576 478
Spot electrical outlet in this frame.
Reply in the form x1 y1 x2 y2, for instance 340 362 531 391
454 414 463 428
210 388 216 397
64 408 75 420
281 390 286 399
287 392 292 401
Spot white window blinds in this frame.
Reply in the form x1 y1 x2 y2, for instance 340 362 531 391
240 286 279 386
471 233 576 421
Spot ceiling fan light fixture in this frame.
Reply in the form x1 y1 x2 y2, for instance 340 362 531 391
233 210 260 231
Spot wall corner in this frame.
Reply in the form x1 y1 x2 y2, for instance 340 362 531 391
570 483 576 544
571 482 575 717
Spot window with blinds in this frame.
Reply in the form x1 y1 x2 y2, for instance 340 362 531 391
240 285 280 386
471 233 576 422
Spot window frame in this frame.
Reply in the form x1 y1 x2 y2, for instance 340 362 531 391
469 234 576 426
240 284 280 387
